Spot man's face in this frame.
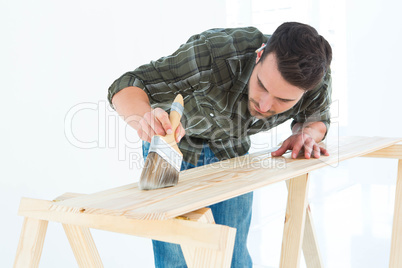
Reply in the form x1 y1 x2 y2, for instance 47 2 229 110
248 52 305 119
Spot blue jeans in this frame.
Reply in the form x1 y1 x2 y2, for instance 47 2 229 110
142 141 253 268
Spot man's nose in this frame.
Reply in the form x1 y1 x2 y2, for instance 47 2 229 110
259 95 273 112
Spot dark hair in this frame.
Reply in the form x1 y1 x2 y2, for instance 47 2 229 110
260 22 332 90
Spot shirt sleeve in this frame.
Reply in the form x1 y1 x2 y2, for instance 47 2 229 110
290 69 332 138
107 33 213 109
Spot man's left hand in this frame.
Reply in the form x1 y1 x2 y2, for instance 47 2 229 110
271 133 329 159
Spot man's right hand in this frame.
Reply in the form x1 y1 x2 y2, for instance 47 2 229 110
137 107 185 143
112 87 185 144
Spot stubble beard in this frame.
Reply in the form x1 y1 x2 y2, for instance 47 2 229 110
248 97 276 119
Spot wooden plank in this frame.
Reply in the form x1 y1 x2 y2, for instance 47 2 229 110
286 181 323 268
48 136 402 221
181 208 236 268
54 192 83 202
18 197 233 251
361 144 402 159
280 174 310 268
14 217 48 268
56 192 216 224
390 159 402 267
178 207 215 223
63 224 103 267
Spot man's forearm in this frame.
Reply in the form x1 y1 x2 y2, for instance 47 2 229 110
292 121 327 143
111 86 151 131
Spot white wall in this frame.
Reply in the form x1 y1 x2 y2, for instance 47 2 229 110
1 1 226 267
343 0 402 137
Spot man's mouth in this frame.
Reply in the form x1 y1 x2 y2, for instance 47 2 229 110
250 98 262 112
248 101 264 118
254 103 264 114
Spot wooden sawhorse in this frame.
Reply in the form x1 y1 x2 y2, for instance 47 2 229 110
14 136 402 267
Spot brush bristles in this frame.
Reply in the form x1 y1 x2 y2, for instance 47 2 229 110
139 152 180 190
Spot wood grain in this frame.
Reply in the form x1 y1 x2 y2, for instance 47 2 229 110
390 159 402 267
285 181 323 268
18 197 231 250
17 192 236 268
62 224 103 267
361 144 402 159
14 217 48 268
47 136 402 221
181 208 236 268
302 204 323 268
280 174 310 267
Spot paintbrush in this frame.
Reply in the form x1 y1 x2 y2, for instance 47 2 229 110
139 94 184 190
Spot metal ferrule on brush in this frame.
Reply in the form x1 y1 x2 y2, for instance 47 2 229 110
148 100 184 172
148 136 183 172
170 102 184 116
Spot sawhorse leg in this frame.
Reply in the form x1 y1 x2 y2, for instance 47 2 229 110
62 224 103 267
54 193 103 267
281 173 323 268
14 218 48 268
390 159 402 267
14 194 105 268
362 145 402 267
302 204 323 268
180 208 236 268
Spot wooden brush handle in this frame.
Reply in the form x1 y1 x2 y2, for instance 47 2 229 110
160 94 184 155
169 94 184 136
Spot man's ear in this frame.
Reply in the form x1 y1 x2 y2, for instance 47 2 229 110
256 44 265 63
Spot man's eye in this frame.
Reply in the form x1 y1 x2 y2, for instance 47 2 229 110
279 99 292 103
258 80 267 91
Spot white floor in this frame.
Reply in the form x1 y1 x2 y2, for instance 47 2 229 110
248 157 398 268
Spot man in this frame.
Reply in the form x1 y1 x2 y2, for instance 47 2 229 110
108 22 332 267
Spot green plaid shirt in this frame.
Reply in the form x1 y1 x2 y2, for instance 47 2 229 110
108 27 332 165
